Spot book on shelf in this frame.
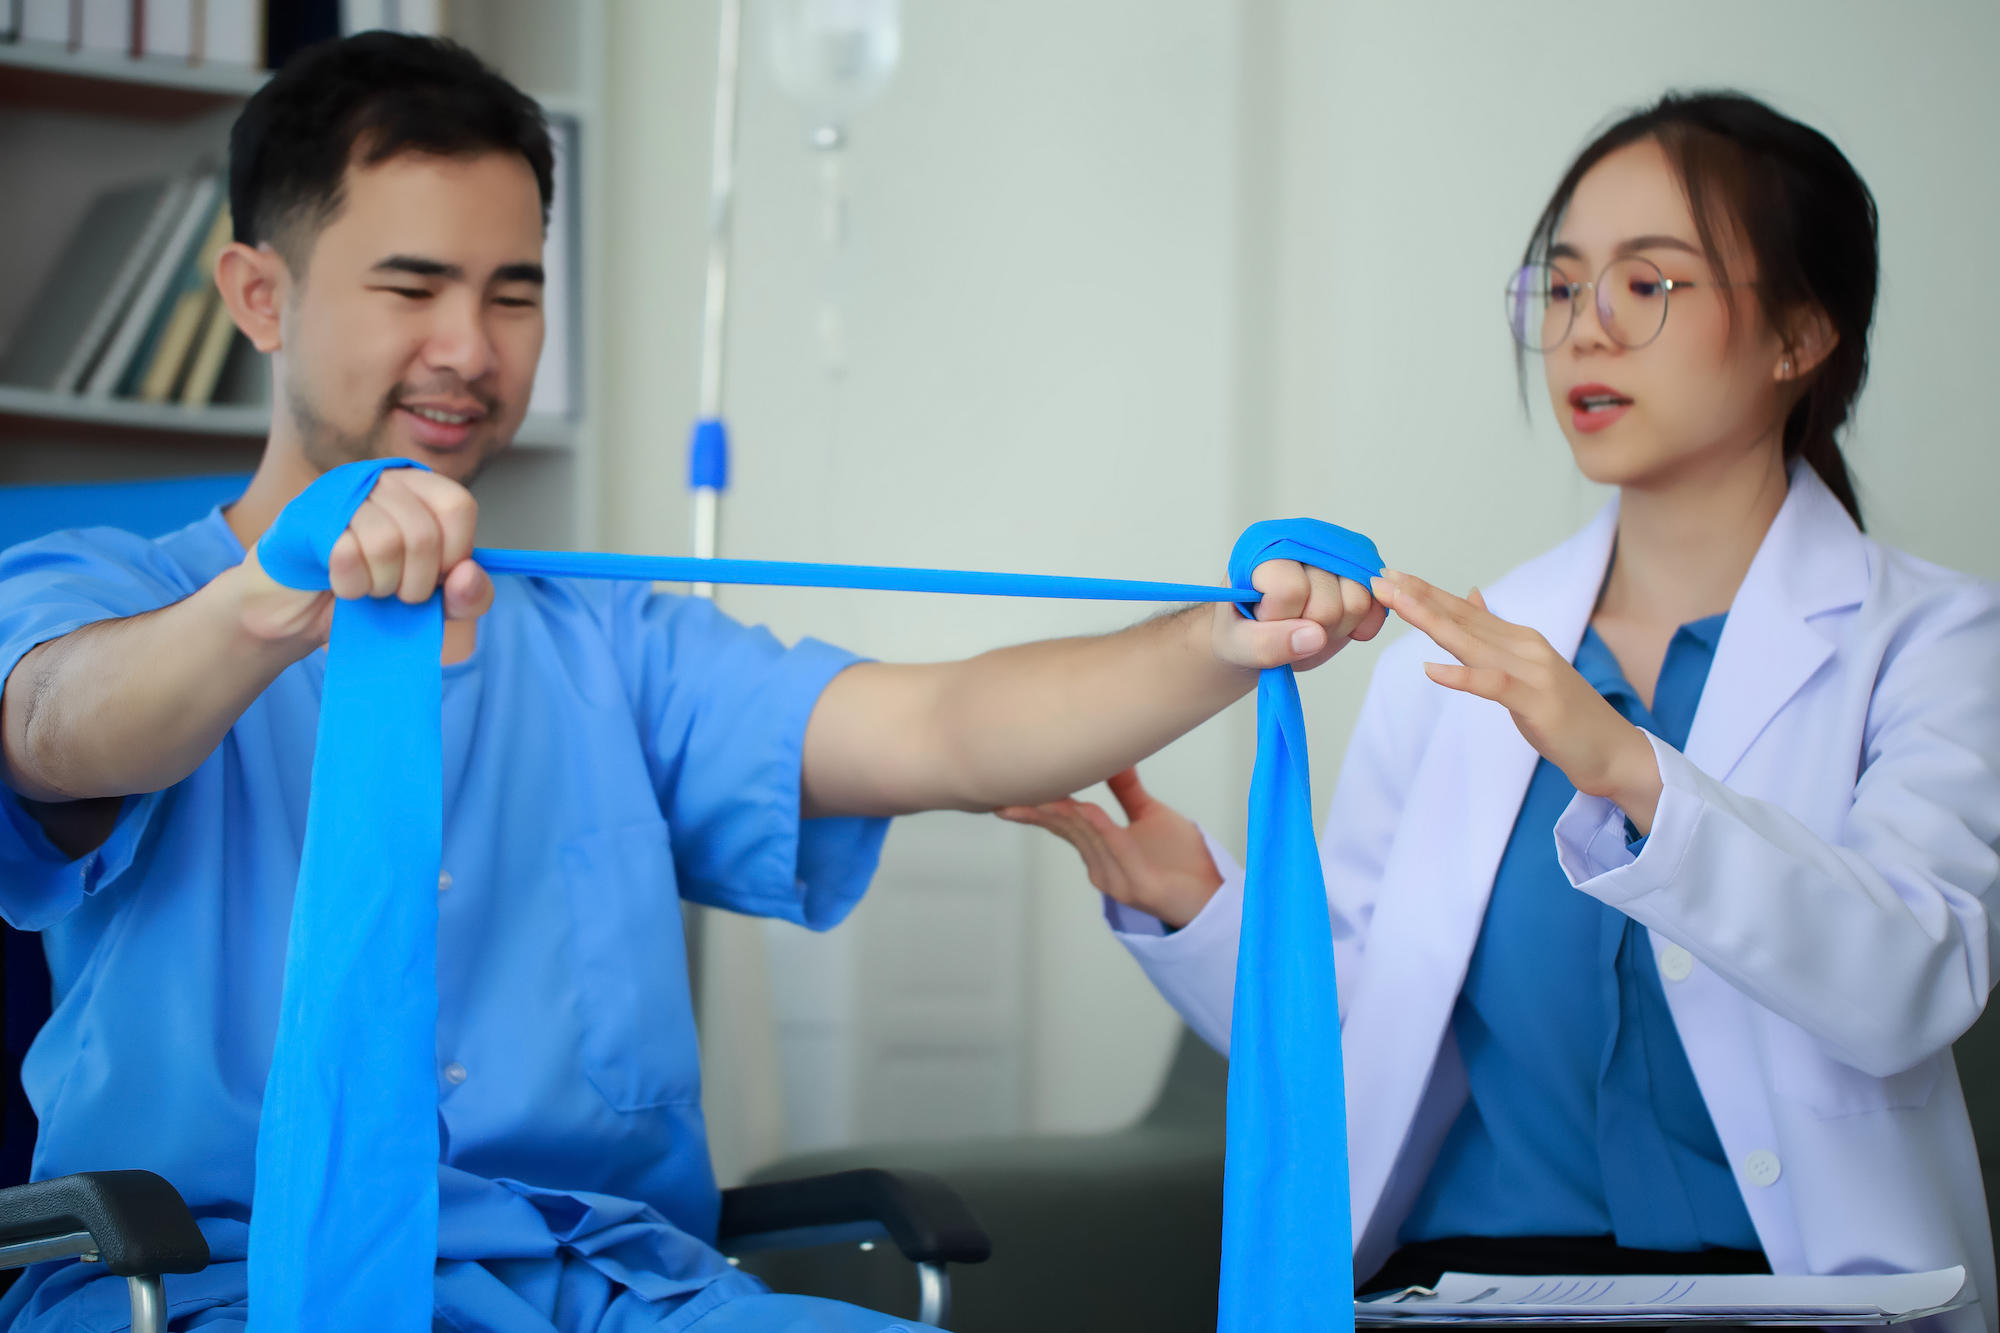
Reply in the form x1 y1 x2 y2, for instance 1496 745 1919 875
0 168 268 414
144 0 197 62
178 285 241 407
15 0 67 47
8 0 451 66
76 0 130 57
205 324 268 408
85 170 220 398
135 198 233 402
0 175 188 394
265 0 335 69
273 0 448 67
339 0 445 37
200 0 266 69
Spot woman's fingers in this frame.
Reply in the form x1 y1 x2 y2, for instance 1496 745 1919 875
1374 570 1510 667
1070 799 1126 838
1106 768 1154 820
1422 660 1514 704
1421 576 1536 647
997 796 1146 904
1040 802 1131 899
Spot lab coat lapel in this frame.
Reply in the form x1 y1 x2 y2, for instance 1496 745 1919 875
1683 467 1867 782
1346 499 1620 1236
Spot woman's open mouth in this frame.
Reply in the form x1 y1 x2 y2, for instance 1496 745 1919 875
1568 383 1633 433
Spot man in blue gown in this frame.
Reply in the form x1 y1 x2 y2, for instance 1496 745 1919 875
0 32 1382 1333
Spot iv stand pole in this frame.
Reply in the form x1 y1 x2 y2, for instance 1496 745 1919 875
689 0 744 596
683 0 745 1011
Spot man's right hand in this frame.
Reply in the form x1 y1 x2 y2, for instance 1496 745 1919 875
236 467 493 650
997 767 1225 930
5 468 492 809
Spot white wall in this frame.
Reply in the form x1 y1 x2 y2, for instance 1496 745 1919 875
595 0 2000 1173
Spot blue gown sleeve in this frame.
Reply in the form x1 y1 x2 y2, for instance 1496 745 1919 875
0 529 188 929
608 584 890 929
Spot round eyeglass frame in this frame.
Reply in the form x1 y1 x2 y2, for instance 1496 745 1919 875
1504 255 1720 353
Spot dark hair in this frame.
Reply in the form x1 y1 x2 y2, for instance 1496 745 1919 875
229 31 554 267
1522 91 1877 527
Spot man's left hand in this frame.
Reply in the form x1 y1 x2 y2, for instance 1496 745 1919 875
1209 559 1387 671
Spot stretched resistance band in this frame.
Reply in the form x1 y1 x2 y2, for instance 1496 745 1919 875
249 459 1371 1333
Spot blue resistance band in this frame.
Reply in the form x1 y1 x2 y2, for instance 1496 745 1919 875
250 459 1372 1333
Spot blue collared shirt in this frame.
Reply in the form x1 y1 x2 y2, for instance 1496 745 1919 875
0 510 890 1330
1400 613 1758 1252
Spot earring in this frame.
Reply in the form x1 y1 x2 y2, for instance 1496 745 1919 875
1780 358 1793 378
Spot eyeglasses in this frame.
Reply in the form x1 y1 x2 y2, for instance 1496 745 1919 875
1504 256 1736 352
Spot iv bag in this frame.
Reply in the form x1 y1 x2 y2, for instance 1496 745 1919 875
768 0 902 148
767 0 902 380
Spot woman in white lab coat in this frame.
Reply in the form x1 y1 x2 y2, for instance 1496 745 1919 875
1004 91 2000 1329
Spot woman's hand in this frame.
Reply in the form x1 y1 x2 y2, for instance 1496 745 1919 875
1371 569 1666 833
998 768 1224 929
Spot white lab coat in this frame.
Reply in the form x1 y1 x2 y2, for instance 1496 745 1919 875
1111 465 2000 1332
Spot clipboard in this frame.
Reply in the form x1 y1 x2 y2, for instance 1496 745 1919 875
1356 1266 1972 1326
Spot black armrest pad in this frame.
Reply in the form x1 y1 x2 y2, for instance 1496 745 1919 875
719 1168 990 1266
0 1171 209 1277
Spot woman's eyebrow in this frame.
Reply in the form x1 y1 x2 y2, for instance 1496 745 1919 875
1617 234 1702 258
1548 235 1703 264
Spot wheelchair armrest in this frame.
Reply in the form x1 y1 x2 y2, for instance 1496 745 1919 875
718 1168 990 1267
0 1171 209 1278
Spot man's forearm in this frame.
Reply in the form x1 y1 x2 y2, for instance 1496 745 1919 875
807 606 1255 818
928 606 1252 808
2 565 309 803
805 554 1372 819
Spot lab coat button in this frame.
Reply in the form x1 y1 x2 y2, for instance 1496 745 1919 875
1658 944 1694 982
1743 1150 1781 1187
439 870 453 892
443 1061 468 1086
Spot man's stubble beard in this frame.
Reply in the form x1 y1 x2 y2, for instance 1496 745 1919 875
284 369 500 487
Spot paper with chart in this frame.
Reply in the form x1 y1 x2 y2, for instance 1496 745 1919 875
1357 1266 1970 1324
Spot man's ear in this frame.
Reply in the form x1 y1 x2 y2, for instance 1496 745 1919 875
214 241 289 353
1780 303 1838 383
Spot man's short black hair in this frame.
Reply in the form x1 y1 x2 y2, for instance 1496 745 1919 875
228 31 555 268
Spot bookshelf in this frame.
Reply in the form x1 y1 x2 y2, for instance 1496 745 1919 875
0 1 606 553
0 41 265 114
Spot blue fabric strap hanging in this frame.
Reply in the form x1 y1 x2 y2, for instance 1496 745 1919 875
249 461 1379 1332
1221 522 1360 1330
251 459 442 1333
